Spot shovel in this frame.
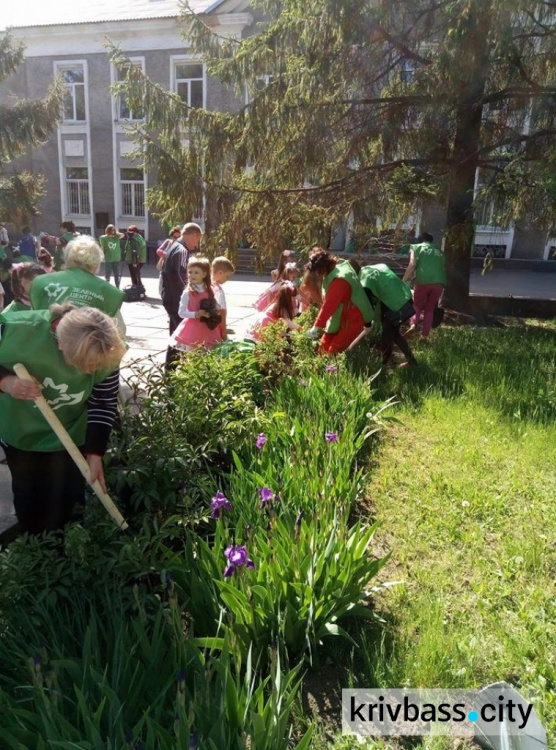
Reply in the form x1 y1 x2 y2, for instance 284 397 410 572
14 363 128 531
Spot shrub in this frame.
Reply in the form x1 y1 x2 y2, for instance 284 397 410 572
107 349 265 514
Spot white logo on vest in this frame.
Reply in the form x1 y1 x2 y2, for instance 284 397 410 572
42 377 85 410
44 282 70 301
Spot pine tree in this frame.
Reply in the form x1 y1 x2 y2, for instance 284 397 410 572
111 0 556 309
0 33 63 229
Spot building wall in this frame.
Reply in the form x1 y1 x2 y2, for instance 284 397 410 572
1 11 253 243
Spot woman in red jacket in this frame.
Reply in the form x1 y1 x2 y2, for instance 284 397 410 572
306 248 374 354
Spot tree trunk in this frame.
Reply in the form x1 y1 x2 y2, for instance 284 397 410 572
443 1 492 311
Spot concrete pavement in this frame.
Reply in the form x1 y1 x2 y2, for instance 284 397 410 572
1 264 554 539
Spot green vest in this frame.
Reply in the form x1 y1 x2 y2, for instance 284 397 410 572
100 235 122 264
3 299 29 313
411 242 447 285
30 268 124 316
322 260 374 334
359 264 412 312
0 309 105 451
124 234 147 264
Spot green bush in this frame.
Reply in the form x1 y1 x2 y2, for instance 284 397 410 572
108 349 265 514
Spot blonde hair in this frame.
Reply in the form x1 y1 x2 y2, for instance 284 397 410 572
52 304 125 373
64 235 104 274
211 256 235 274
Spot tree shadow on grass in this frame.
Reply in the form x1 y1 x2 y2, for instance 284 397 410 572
351 323 556 426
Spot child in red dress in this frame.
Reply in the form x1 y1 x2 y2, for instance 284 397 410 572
172 257 223 352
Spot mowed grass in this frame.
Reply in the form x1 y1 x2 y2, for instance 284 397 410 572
362 322 556 739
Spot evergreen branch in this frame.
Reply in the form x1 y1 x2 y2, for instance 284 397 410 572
0 34 25 83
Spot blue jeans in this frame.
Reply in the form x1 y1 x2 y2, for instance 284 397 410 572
104 262 122 288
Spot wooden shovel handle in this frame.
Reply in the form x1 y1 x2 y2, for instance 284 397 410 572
13 363 128 531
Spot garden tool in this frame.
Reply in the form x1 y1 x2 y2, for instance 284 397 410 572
13 362 128 531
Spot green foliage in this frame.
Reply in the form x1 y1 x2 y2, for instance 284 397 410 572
110 0 556 269
108 350 264 513
0 587 310 749
0 33 63 225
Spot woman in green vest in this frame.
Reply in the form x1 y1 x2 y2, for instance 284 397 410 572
305 248 375 354
124 225 147 298
30 235 125 335
402 232 446 339
99 224 124 289
0 304 125 534
3 263 46 313
56 221 80 271
359 263 417 367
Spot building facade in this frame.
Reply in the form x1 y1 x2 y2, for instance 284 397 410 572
1 0 253 243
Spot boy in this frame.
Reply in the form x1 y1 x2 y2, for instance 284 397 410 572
211 256 235 341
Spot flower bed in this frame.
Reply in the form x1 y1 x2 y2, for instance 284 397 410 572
0 326 392 747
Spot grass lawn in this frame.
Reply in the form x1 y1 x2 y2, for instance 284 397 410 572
319 321 556 749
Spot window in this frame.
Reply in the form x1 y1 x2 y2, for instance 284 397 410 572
115 61 144 121
66 167 90 215
174 63 204 108
59 66 86 122
120 168 145 217
256 74 274 91
400 59 417 85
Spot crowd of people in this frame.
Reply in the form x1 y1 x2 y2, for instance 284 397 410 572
0 218 445 537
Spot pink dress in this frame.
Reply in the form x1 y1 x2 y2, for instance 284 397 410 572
173 289 223 349
250 305 300 340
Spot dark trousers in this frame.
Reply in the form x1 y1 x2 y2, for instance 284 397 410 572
128 263 145 290
379 305 416 365
163 305 183 371
2 444 85 535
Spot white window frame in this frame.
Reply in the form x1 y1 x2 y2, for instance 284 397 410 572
65 167 91 216
54 60 88 124
544 237 556 260
111 57 145 123
119 167 146 218
170 56 206 110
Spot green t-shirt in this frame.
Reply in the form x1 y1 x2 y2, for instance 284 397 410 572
359 264 412 312
30 267 124 317
0 309 105 451
99 235 122 264
411 242 447 285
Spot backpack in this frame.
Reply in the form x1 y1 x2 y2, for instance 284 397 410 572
123 284 142 303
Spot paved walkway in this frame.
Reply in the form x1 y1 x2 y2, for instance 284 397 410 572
1 265 554 538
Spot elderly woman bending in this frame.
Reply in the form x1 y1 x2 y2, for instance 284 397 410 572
0 304 125 534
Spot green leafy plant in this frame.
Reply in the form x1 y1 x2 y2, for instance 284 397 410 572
107 349 265 513
0 586 311 749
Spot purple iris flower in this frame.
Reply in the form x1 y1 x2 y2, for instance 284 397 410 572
325 431 339 443
326 364 337 373
223 545 255 577
258 487 275 509
256 433 267 450
210 491 232 519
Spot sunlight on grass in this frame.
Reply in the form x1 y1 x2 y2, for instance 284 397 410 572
364 323 556 738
